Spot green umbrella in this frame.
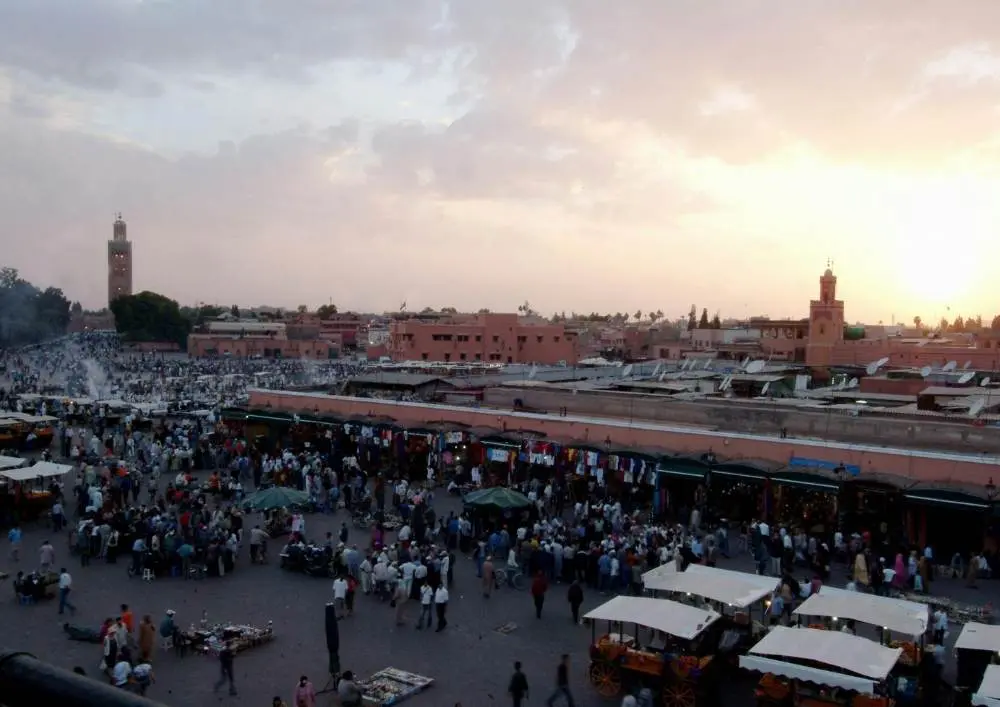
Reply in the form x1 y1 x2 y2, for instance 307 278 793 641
463 487 532 511
242 486 311 511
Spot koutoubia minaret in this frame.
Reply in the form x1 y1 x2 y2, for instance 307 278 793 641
107 212 133 306
806 260 845 366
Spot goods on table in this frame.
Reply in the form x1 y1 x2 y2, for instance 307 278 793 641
186 622 275 655
359 667 433 706
900 593 992 625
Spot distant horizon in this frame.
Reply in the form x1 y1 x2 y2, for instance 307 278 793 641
2 3 999 321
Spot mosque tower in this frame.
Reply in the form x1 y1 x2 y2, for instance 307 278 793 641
806 261 845 366
107 212 133 306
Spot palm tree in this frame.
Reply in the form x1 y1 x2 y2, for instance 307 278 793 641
634 310 643 322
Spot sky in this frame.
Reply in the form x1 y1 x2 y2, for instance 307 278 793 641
2 1 1000 324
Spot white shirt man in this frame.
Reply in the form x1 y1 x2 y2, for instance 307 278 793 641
332 577 348 613
434 586 449 604
398 525 411 542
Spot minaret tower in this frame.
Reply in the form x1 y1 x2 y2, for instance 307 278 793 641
107 212 133 306
806 259 845 366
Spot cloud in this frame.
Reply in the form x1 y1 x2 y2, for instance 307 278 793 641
1 1 1000 320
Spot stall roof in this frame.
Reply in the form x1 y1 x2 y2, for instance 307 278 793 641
643 563 779 594
793 589 928 635
643 567 776 607
0 461 73 481
0 412 58 423
973 665 1000 707
956 622 1000 652
347 373 451 388
918 387 982 397
747 626 902 679
584 595 719 640
0 455 26 470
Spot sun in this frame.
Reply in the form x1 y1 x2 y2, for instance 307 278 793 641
892 180 991 309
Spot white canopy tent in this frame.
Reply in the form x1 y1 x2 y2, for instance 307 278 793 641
585 595 720 640
793 590 928 636
643 563 779 592
643 566 776 608
956 622 1000 652
739 626 902 694
0 461 73 482
0 456 26 471
974 666 1000 707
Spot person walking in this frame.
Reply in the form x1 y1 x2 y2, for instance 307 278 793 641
417 581 434 630
567 580 584 624
57 567 76 616
546 654 574 707
213 641 237 695
508 660 530 707
434 583 449 632
531 571 548 619
293 675 316 707
482 555 495 599
8 525 22 562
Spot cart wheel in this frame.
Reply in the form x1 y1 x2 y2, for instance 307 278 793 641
511 572 526 591
663 681 697 707
588 661 622 697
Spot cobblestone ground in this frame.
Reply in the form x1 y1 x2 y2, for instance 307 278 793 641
0 487 996 707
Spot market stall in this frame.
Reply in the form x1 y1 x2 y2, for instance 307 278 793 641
0 461 72 524
359 667 433 706
178 621 274 656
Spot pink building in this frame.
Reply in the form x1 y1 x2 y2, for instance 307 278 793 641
388 312 579 364
187 321 331 359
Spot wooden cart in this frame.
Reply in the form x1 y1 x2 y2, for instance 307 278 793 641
584 595 724 707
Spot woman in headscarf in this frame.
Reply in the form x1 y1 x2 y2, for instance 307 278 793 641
892 553 907 590
853 551 870 589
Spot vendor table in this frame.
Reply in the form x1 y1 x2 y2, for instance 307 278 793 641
179 622 274 656
360 667 433 706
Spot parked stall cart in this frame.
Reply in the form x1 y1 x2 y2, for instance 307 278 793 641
741 626 902 707
584 595 725 707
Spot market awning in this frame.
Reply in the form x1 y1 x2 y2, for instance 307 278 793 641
585 596 719 640
903 486 990 510
973 665 1000 707
0 456 26 471
742 625 901 681
793 589 928 635
656 456 708 480
710 459 777 482
0 461 73 481
769 468 839 491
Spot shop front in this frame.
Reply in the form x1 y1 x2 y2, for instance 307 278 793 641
606 448 661 511
653 454 708 521
902 484 993 559
707 459 779 524
767 466 839 533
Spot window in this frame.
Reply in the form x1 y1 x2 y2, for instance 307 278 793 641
507 356 513 363
819 325 825 335
492 335 499 343
421 353 429 361
475 335 482 342
474 353 481 361
459 353 467 361
517 336 527 343
536 336 543 343
444 353 451 362
554 336 560 343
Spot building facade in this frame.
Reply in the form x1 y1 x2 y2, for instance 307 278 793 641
187 320 331 359
107 213 133 306
387 312 579 364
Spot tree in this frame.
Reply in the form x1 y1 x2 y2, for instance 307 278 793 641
698 308 710 328
710 312 721 329
477 308 491 315
993 315 1000 331
230 304 240 318
687 305 697 331
634 310 643 322
517 300 536 316
440 307 458 314
0 266 71 346
296 304 308 314
316 304 338 319
939 317 949 332
110 291 192 348
952 316 965 332
912 315 922 329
